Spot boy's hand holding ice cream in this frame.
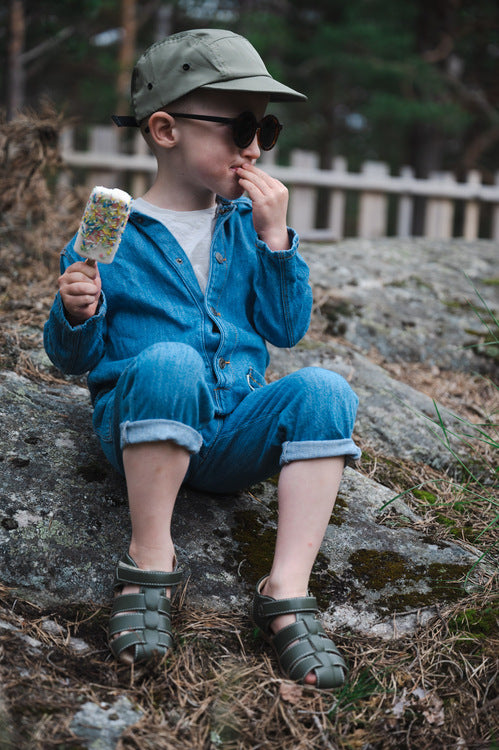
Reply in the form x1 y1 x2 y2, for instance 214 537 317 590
59 186 131 326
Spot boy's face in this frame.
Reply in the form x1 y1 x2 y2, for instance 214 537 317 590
167 90 271 205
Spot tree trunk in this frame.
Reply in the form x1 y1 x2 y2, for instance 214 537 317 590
7 0 25 119
116 0 137 116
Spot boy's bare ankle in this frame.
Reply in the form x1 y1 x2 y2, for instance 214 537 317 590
261 575 308 601
127 542 176 572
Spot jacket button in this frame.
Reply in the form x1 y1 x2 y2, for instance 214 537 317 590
215 252 225 263
219 358 228 369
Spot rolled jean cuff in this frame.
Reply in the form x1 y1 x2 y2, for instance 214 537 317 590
120 419 203 453
280 438 362 466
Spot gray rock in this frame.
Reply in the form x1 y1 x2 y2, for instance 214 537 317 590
301 238 498 373
268 339 466 472
0 368 479 638
70 696 143 750
0 684 15 749
0 371 129 606
0 614 42 652
1 239 493 640
320 467 476 638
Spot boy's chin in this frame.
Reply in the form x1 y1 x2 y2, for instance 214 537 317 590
220 184 246 201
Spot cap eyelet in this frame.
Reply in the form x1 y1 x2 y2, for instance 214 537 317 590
182 63 190 71
147 82 153 90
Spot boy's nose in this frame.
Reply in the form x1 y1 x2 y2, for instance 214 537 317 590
241 134 260 160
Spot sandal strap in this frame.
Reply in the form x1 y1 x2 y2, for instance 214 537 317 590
111 627 173 661
109 606 171 637
288 653 347 689
280 633 344 675
110 592 171 615
272 617 324 652
257 595 318 620
114 559 183 589
252 576 347 688
274 617 347 688
109 554 181 664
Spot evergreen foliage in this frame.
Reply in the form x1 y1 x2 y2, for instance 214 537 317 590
2 0 498 175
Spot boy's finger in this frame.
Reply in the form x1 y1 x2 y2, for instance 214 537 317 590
236 175 265 199
63 280 100 295
237 165 286 194
79 261 100 278
239 162 276 182
63 263 100 283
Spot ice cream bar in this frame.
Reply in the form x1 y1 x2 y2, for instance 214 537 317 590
74 186 132 263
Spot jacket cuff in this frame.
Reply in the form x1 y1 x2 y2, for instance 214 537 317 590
53 291 107 331
255 228 299 258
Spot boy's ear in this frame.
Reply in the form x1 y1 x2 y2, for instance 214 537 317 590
147 111 178 148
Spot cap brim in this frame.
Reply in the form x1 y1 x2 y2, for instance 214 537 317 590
201 75 307 102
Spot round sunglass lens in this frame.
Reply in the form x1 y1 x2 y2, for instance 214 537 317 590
259 115 280 150
233 112 257 148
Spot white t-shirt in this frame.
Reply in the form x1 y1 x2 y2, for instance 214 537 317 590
133 197 216 293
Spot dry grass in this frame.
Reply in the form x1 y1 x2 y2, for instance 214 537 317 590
0 102 85 262
0 109 497 749
0 580 497 749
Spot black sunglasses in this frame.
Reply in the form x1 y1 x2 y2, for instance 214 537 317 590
167 110 283 151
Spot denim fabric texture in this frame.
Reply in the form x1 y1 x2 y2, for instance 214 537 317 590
44 197 312 412
44 196 361 488
94 341 361 486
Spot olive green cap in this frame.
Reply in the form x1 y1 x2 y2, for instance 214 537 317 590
129 28 306 124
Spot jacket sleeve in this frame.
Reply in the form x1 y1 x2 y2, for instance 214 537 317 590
252 229 313 347
43 244 108 375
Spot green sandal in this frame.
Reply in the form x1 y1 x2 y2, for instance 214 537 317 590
251 575 347 688
108 553 183 664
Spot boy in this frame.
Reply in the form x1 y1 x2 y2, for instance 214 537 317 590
44 29 361 688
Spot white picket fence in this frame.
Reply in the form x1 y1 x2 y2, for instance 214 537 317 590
60 125 499 241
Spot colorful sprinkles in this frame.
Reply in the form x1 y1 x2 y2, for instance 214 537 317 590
75 186 132 263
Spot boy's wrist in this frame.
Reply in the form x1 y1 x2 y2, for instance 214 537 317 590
61 297 100 328
260 228 290 252
64 308 90 327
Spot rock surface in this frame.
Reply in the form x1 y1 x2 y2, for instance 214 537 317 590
302 238 498 373
269 340 466 472
70 696 143 750
1 239 496 638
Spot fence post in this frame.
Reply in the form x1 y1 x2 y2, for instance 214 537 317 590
358 161 389 238
424 172 455 239
328 156 347 240
463 170 481 240
287 150 319 234
57 127 74 192
88 125 122 189
258 149 277 168
396 166 414 237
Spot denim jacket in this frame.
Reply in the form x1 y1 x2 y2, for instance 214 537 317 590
43 197 313 417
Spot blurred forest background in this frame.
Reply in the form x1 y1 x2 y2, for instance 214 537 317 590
2 0 499 181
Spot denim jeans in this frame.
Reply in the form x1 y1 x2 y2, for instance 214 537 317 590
94 342 361 493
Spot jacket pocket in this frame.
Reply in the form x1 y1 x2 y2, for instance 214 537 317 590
246 367 266 391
